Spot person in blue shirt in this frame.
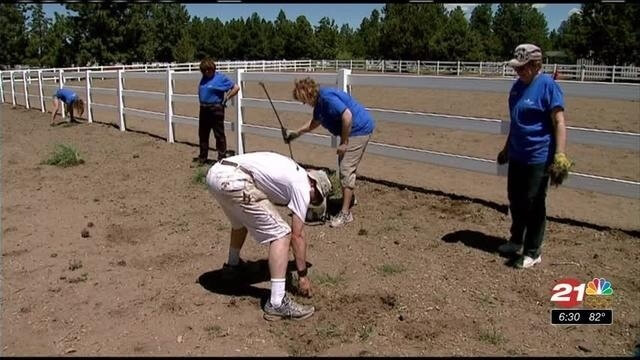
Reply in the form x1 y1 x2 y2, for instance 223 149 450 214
285 77 376 228
195 57 240 165
51 88 84 126
496 44 571 269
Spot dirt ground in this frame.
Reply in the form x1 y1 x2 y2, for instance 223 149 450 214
1 76 639 356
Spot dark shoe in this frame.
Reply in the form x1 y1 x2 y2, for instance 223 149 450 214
498 241 522 255
263 294 315 321
221 258 247 277
192 157 207 165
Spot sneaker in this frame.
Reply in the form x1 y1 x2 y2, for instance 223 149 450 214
515 255 541 269
263 294 315 321
498 241 522 254
329 211 353 228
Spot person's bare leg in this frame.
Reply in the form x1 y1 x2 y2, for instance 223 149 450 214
268 235 291 307
341 186 354 214
227 227 247 266
268 235 290 280
50 99 60 125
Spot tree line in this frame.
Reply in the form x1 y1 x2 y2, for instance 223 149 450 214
1 3 637 69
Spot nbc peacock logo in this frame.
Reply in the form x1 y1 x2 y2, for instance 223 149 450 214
583 277 613 308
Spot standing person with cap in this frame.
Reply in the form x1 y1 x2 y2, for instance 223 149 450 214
206 151 332 320
50 88 84 126
195 57 240 165
284 77 375 228
496 43 573 269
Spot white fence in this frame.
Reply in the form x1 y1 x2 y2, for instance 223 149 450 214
1 65 639 199
6 59 640 83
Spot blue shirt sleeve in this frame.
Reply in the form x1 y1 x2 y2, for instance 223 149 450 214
545 78 565 111
217 73 235 92
323 92 347 119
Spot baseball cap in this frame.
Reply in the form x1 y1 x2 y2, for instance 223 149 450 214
307 169 331 205
507 44 542 68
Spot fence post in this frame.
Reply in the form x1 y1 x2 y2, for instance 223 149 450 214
502 63 506 77
22 71 30 109
382 60 385 73
116 69 125 131
164 68 174 143
0 71 4 103
235 69 245 155
611 65 616 83
456 61 461 76
85 70 93 123
417 60 420 75
436 61 440 75
580 64 585 82
10 71 16 107
333 68 351 158
38 70 45 112
58 69 65 117
479 61 483 76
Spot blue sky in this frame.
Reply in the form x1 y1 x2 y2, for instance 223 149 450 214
42 3 582 31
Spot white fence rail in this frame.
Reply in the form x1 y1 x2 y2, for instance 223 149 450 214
4 59 640 83
1 66 639 199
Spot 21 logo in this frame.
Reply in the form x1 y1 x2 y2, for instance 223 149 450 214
551 277 614 308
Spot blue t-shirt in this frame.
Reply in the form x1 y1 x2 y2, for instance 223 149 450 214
198 72 235 105
508 73 565 165
55 88 77 105
313 87 375 137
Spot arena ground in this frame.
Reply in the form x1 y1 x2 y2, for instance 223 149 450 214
1 76 638 355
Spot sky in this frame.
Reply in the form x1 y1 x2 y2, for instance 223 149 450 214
42 3 583 32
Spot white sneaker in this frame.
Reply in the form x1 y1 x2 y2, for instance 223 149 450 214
329 211 353 228
498 241 522 254
516 255 541 269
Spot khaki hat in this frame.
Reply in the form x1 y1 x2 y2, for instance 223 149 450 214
508 44 542 67
307 169 331 205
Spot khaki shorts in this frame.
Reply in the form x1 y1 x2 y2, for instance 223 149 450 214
339 134 371 189
206 163 291 244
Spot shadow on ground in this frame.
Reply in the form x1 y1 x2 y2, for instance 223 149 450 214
441 230 520 266
197 259 312 306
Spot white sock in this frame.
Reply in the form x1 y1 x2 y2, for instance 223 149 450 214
227 247 241 266
270 279 286 307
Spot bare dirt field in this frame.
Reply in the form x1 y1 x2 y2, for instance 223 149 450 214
1 76 639 356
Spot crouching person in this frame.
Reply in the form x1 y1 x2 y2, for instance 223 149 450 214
206 151 331 321
51 88 84 126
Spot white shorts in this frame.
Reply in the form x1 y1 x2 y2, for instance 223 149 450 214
206 162 291 244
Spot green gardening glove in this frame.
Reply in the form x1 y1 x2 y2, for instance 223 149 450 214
548 152 574 187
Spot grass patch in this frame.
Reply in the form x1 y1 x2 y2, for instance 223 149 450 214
192 166 208 188
377 263 405 276
68 259 83 271
328 170 342 199
204 324 228 338
357 323 375 341
42 144 84 167
67 272 88 284
312 272 345 286
478 327 506 345
315 323 342 339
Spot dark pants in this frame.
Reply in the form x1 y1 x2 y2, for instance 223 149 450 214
507 160 549 258
198 105 226 161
